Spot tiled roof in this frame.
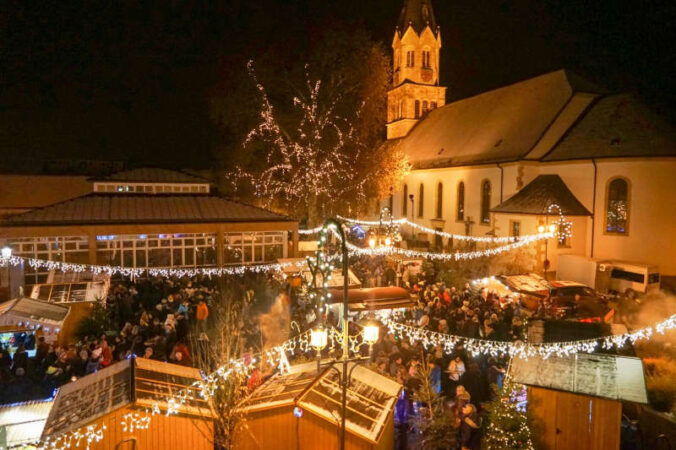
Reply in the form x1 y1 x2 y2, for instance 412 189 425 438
541 94 676 161
91 167 211 184
1 193 294 227
394 70 601 169
491 175 592 216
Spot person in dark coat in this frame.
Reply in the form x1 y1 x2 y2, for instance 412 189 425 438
460 403 481 450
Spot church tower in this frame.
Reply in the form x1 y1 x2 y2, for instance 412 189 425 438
387 0 447 140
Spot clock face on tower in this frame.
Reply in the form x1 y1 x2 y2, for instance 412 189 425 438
421 68 433 82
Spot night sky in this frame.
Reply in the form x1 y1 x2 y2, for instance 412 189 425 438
2 0 674 172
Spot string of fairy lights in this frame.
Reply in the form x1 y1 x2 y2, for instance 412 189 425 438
9 295 675 448
0 226 553 280
387 313 676 359
0 206 667 449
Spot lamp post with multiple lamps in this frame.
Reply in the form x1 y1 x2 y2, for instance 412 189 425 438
309 218 380 450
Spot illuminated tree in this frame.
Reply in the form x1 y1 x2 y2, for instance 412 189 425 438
483 379 535 450
229 61 408 224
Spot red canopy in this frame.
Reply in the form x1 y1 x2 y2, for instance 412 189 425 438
327 287 413 311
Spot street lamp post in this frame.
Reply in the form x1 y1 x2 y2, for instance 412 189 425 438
313 218 379 450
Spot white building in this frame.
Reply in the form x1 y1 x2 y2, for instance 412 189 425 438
381 0 676 280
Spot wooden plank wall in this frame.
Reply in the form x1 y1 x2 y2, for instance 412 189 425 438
529 387 621 450
67 407 213 450
233 406 396 450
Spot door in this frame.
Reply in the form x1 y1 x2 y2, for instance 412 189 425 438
554 391 593 450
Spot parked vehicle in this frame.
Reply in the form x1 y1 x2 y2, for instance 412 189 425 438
557 255 660 297
496 273 613 322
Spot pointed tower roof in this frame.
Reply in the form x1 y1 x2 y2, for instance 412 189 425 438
397 0 437 35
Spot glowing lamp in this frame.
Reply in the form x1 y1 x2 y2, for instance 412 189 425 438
384 237 392 246
368 237 376 248
549 224 557 233
537 225 545 233
293 406 303 418
1 246 11 259
310 327 328 351
363 324 380 346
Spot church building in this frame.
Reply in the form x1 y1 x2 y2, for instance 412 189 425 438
382 0 676 281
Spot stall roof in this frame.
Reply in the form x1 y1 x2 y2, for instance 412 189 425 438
328 287 413 311
278 258 362 288
509 353 648 404
0 399 53 448
42 357 213 439
0 298 70 325
236 362 401 444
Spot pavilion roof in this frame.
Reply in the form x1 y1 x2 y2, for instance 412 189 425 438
1 193 293 227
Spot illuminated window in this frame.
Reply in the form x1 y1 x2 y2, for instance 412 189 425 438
481 180 491 224
436 182 443 219
606 178 629 234
456 182 465 221
402 184 408 217
418 183 424 217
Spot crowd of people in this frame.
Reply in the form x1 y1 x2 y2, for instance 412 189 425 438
1 260 520 450
366 280 520 449
0 275 223 403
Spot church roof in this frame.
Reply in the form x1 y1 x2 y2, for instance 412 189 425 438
541 93 676 161
393 69 676 169
397 0 437 35
491 175 592 216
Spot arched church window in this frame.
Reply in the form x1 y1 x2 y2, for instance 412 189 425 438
422 101 428 114
606 178 629 234
436 182 443 219
415 100 420 119
431 101 437 109
456 182 465 221
481 180 491 224
402 184 408 217
418 183 424 217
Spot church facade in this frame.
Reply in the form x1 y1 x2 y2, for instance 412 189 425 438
382 0 676 279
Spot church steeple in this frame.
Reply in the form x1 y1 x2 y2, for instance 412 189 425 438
397 0 437 35
386 0 447 140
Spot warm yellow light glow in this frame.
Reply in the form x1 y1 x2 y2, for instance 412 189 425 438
363 324 379 345
549 224 557 233
368 237 376 248
310 327 328 350
537 225 545 233
1 246 11 259
384 237 392 246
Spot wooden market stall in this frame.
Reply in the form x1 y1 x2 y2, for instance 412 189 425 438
510 352 648 450
233 362 401 450
0 297 70 346
0 399 54 449
41 357 215 450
